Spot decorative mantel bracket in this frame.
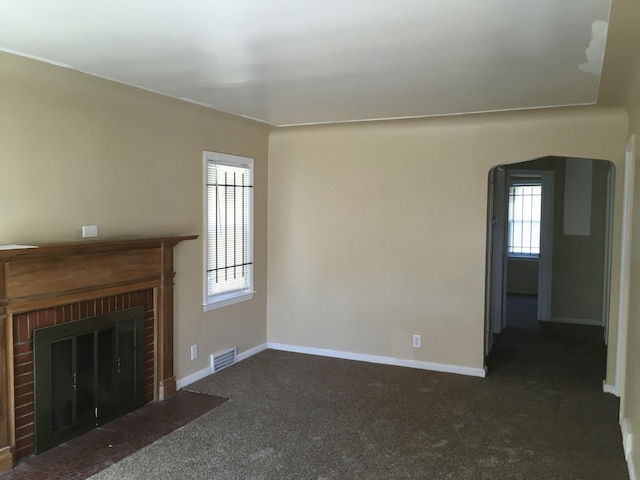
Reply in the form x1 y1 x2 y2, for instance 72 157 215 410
0 235 197 473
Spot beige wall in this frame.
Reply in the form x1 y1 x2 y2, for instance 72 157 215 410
621 3 640 472
0 52 270 381
624 100 640 480
268 108 628 371
604 0 640 473
552 159 611 322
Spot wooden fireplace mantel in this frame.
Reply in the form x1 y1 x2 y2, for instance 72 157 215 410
0 235 197 472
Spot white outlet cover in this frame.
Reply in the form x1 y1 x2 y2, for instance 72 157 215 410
82 225 98 238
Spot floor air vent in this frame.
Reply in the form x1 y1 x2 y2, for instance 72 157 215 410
211 346 237 373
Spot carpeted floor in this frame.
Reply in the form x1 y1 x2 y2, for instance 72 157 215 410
506 294 539 330
88 326 628 480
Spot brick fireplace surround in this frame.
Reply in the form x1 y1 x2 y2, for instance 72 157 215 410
0 235 197 474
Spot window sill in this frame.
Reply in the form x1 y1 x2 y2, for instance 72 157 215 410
203 291 255 312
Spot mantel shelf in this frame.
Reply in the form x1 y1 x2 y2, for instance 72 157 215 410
0 235 198 262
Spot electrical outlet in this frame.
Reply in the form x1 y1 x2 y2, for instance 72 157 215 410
190 344 198 360
82 225 98 238
412 334 421 348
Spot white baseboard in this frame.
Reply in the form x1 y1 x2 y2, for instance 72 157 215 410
267 342 487 378
602 380 617 395
176 365 212 390
548 316 602 326
237 342 268 362
621 416 637 480
176 342 269 390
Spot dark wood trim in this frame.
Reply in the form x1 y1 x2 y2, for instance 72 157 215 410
0 315 10 470
0 236 195 262
5 319 14 449
157 244 176 400
0 446 12 473
6 278 161 314
1 259 10 468
0 235 196 473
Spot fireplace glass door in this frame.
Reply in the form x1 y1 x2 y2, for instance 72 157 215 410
34 306 145 453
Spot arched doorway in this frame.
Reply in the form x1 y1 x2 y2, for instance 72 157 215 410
484 156 615 381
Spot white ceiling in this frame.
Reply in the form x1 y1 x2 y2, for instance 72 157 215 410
0 0 612 127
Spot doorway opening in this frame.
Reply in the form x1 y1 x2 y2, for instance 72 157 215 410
484 156 615 383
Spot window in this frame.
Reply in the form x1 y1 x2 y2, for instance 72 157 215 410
507 181 542 257
203 151 254 310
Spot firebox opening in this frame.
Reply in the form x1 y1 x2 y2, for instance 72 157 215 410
33 306 145 453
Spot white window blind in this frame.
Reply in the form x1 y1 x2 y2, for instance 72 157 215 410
507 183 542 257
204 152 254 308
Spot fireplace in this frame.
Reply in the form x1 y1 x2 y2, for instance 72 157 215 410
33 306 145 453
0 235 197 473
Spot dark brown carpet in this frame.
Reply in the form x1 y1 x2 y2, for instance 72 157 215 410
0 391 226 480
89 324 628 480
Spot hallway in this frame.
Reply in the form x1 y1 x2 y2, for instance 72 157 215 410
488 294 608 392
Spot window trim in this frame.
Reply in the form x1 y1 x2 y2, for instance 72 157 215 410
202 151 255 311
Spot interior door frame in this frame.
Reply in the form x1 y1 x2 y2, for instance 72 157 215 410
615 134 636 398
537 170 554 321
485 166 507 357
602 164 615 344
484 167 498 356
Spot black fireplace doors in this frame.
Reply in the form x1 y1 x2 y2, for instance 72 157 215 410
33 306 145 453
